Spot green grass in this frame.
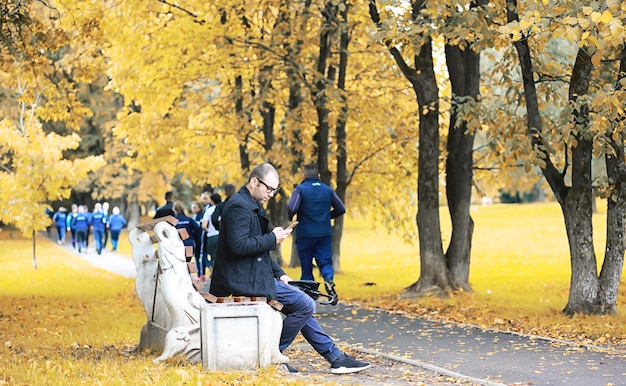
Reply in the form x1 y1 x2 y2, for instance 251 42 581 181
1 201 625 385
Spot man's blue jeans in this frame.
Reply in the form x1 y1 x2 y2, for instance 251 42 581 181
275 279 342 363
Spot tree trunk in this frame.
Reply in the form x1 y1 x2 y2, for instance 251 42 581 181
598 50 626 314
127 197 141 230
561 172 598 315
314 2 334 187
601 153 626 313
409 34 447 294
314 2 345 271
235 75 250 172
443 38 479 292
332 3 350 274
267 193 288 266
289 233 301 268
32 229 38 269
369 0 447 295
279 0 311 268
561 48 598 315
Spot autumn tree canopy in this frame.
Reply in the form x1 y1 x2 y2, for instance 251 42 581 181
1 0 624 314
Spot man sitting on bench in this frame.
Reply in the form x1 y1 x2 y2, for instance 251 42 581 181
209 163 371 375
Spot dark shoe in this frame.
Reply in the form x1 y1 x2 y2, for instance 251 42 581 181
277 363 299 374
330 354 371 374
324 280 338 306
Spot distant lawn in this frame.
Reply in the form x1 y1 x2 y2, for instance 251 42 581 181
0 201 624 384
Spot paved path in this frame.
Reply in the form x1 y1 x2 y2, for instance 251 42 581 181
65 244 136 278
58 237 625 385
315 303 625 385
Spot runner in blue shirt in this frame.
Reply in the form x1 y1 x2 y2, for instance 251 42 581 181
72 205 91 254
107 207 127 252
91 203 107 255
52 207 68 245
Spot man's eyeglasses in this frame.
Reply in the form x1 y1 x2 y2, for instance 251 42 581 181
257 178 279 194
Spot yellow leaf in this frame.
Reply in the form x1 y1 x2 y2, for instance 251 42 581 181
579 18 590 29
590 11 601 23
591 53 601 67
599 10 613 24
612 97 620 108
562 17 578 26
587 34 600 47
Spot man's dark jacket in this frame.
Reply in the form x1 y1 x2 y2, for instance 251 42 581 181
153 201 174 219
209 186 285 300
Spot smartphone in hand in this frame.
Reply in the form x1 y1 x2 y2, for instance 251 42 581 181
285 221 299 231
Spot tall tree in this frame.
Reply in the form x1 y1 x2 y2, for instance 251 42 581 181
0 0 105 266
503 0 625 314
442 0 490 291
370 0 447 293
0 99 104 267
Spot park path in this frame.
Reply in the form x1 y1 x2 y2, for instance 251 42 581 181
315 303 625 385
61 242 136 277
56 236 625 385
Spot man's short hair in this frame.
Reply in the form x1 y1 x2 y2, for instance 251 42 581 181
303 164 318 178
165 191 174 200
224 183 236 197
210 193 222 204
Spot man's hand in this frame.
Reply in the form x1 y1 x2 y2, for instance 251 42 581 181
272 227 293 245
279 274 293 283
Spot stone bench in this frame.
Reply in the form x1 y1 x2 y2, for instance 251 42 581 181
129 217 287 369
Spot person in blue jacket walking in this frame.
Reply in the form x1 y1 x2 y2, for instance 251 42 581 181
52 207 68 245
72 205 91 254
66 204 78 249
287 164 346 306
91 203 107 255
107 206 127 252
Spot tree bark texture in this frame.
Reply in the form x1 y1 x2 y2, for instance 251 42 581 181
332 3 350 274
314 2 335 187
598 50 626 314
443 42 478 292
562 48 597 315
411 36 448 292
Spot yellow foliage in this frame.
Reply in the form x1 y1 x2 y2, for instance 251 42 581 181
0 115 104 237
